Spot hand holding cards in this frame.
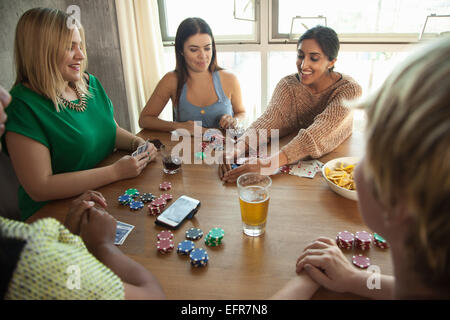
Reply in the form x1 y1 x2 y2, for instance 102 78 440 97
132 140 150 157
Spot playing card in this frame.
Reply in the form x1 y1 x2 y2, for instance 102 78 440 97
115 221 135 245
131 140 149 157
289 160 324 179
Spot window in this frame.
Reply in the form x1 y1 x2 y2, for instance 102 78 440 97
157 0 449 127
272 0 450 43
158 0 258 43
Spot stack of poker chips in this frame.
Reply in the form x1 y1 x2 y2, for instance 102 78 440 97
129 200 144 211
118 194 132 205
160 194 173 202
373 233 389 249
185 228 203 241
125 188 139 197
177 240 195 255
352 254 371 269
336 231 355 250
159 182 172 191
355 231 373 250
189 248 209 267
280 165 291 174
148 198 167 216
157 230 174 241
156 238 174 254
140 192 156 203
204 228 224 247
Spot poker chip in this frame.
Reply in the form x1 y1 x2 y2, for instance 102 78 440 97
129 200 144 211
373 233 389 249
156 239 174 254
336 231 355 250
201 142 209 151
151 198 167 208
280 165 291 174
185 228 203 240
148 205 163 216
189 248 209 267
205 228 224 247
231 164 240 170
160 194 173 201
125 188 139 197
157 230 174 241
352 254 371 269
159 182 172 191
177 240 195 255
118 194 132 205
355 231 373 250
194 152 205 160
140 193 156 203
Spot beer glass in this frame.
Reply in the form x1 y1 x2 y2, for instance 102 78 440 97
237 173 272 237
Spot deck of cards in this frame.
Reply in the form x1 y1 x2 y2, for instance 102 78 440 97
115 221 135 245
132 140 150 157
288 160 324 179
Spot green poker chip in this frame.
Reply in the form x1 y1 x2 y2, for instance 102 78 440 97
125 188 139 197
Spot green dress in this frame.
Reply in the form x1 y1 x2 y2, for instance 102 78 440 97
1 74 116 220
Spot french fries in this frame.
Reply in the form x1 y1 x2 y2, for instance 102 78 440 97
325 162 356 190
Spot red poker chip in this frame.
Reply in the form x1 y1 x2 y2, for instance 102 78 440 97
148 205 163 216
159 182 172 191
160 194 173 201
374 240 389 249
151 198 167 207
157 239 174 253
352 255 371 269
157 230 174 241
280 165 291 173
355 231 373 243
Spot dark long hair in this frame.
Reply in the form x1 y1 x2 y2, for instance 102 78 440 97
174 17 222 109
298 25 339 72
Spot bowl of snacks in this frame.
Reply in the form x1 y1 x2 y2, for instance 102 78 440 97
322 157 359 201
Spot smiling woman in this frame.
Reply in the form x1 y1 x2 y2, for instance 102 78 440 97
139 17 247 134
220 26 362 183
1 8 157 220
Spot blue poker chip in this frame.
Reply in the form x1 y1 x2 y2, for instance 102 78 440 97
118 194 132 205
177 240 195 255
129 200 144 211
189 248 209 267
231 163 241 169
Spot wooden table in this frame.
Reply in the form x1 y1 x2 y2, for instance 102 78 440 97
27 129 393 299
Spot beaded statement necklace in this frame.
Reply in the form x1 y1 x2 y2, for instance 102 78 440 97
58 84 87 112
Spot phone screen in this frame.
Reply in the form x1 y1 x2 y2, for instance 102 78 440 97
157 196 199 224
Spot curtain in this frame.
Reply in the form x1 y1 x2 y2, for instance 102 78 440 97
115 0 170 133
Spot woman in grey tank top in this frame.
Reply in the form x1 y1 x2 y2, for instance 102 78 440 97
139 17 246 135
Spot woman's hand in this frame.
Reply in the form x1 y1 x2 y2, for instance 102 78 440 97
112 151 151 180
219 114 237 129
64 190 107 235
221 157 276 183
296 237 359 293
79 206 117 255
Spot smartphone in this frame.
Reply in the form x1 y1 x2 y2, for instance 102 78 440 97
155 195 200 229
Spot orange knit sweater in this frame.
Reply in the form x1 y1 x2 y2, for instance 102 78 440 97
244 73 362 164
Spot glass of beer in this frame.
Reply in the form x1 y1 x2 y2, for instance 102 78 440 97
237 173 272 237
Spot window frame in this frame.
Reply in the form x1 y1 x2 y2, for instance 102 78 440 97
270 0 434 44
157 0 261 45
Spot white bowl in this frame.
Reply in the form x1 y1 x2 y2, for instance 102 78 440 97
322 157 359 201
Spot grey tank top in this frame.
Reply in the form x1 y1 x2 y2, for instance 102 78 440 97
173 71 233 128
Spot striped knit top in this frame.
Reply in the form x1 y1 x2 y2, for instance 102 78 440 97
245 73 362 163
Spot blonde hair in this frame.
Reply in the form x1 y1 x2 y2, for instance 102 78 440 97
361 37 450 292
14 7 89 111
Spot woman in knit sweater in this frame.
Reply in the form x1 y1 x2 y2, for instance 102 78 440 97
219 26 362 182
